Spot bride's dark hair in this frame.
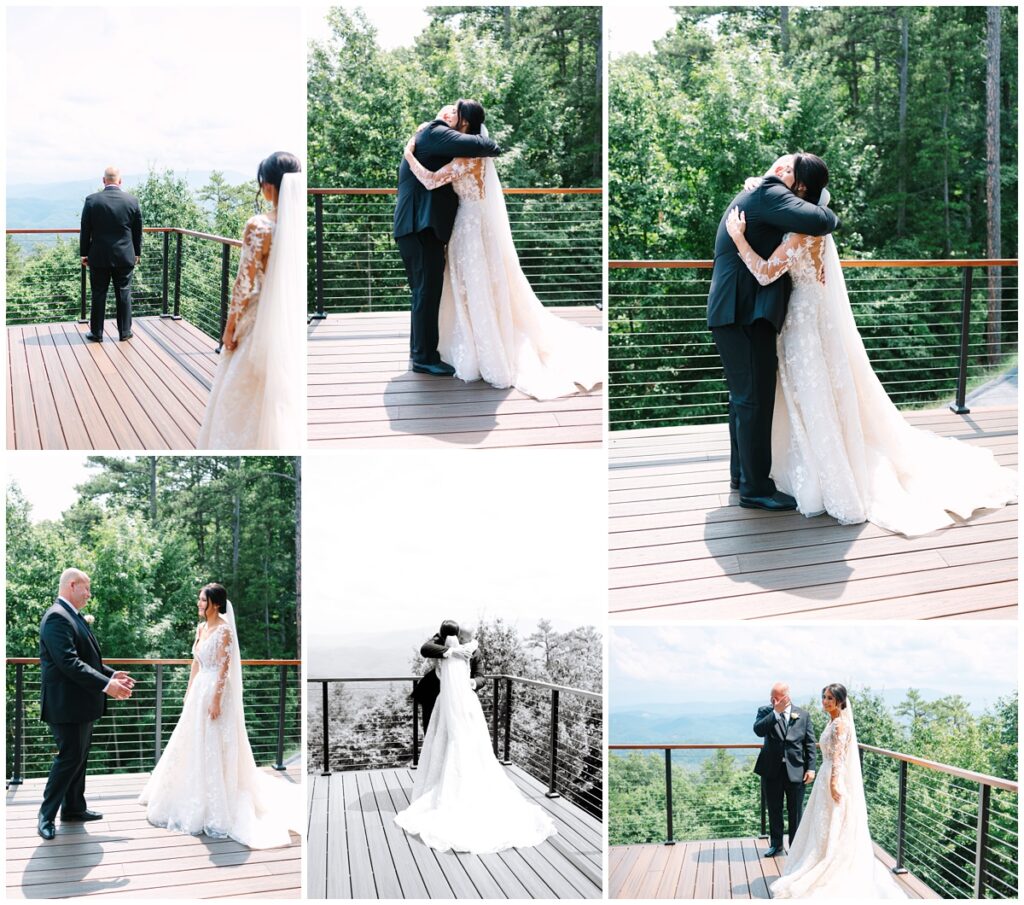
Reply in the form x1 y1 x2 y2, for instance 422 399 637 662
255 151 302 209
456 99 485 136
439 619 460 638
202 582 228 615
822 683 848 710
793 153 829 205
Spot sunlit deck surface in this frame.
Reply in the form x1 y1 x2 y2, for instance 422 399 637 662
7 316 217 450
609 406 1017 619
307 308 604 449
307 765 602 899
609 839 938 899
6 766 301 899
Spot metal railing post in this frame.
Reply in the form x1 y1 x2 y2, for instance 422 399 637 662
664 748 675 845
412 679 420 768
759 777 768 838
546 688 560 799
79 265 88 323
950 266 973 415
312 194 326 319
11 664 24 784
273 665 287 770
161 231 170 315
973 782 991 898
320 681 330 776
893 759 909 873
501 677 513 765
218 243 231 348
491 677 500 757
172 231 183 318
153 664 163 765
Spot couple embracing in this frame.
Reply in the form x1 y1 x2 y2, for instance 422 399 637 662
393 99 604 400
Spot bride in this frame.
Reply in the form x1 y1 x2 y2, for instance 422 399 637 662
771 685 906 898
138 583 301 849
197 152 304 449
394 625 556 853
726 159 1017 536
401 102 605 401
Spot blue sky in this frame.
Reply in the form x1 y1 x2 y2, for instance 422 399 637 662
610 624 1018 711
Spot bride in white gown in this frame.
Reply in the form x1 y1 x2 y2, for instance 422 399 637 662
727 182 1016 536
402 110 605 401
771 684 906 899
138 583 301 849
394 630 556 853
197 152 304 449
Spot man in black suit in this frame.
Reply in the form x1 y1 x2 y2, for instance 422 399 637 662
79 166 143 342
753 681 817 857
706 154 838 509
393 102 501 375
36 569 134 840
413 619 482 732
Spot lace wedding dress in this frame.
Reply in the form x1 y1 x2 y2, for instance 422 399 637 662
736 217 1017 535
138 604 301 849
393 637 556 853
197 171 304 449
403 133 604 400
771 706 906 898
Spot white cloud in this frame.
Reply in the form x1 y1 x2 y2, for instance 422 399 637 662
607 5 677 58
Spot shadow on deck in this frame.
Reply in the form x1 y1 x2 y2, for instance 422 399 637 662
5 767 301 899
307 309 604 449
307 765 602 899
609 406 1017 619
609 839 938 899
7 316 217 450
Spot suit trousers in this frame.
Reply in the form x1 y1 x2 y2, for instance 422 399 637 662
419 697 435 735
711 320 779 498
396 230 446 365
89 264 134 338
763 771 806 849
40 721 94 821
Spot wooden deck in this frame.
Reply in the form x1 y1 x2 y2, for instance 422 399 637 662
6 766 301 899
609 406 1018 619
307 308 604 449
609 839 938 899
307 765 602 898
7 316 217 450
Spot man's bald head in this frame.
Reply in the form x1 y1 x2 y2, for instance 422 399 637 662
59 568 92 608
765 155 796 188
770 682 791 706
103 166 121 185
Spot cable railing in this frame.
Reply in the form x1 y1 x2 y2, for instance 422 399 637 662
609 742 1018 899
609 259 1019 430
308 674 603 820
5 227 243 343
308 188 603 316
6 658 301 781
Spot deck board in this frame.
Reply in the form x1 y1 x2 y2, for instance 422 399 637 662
308 765 602 899
5 767 301 899
307 308 604 449
609 840 938 899
609 406 1018 619
7 317 217 450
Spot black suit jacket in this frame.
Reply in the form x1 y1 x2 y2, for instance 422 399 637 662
80 186 143 268
412 633 483 707
707 176 839 332
392 121 501 243
753 704 818 783
39 599 114 724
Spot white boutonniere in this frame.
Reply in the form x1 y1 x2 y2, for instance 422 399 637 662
789 712 799 722
83 614 95 625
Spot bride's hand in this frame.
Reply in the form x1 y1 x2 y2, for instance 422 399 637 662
830 784 842 804
209 699 222 721
726 207 746 240
222 320 237 352
744 176 762 192
405 136 416 158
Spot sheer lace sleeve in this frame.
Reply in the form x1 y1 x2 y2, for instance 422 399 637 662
738 233 819 286
228 216 273 317
215 626 233 694
830 718 850 796
404 149 483 192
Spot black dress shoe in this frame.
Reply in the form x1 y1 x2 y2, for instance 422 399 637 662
763 844 783 858
61 809 103 822
119 332 133 341
411 360 456 377
37 815 56 840
730 478 740 490
84 332 103 343
740 491 798 512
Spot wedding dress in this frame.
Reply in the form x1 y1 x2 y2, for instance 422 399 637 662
138 603 301 849
404 130 605 400
197 171 304 449
393 637 556 853
736 199 1017 535
771 705 906 898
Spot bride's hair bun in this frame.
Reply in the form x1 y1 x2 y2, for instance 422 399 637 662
202 582 228 614
822 683 848 710
257 151 302 191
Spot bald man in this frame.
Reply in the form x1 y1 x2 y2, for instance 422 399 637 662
37 569 134 840
79 166 143 342
753 682 817 857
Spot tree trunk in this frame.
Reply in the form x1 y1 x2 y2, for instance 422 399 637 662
941 102 951 257
895 10 909 236
779 7 790 61
985 5 1002 365
232 488 241 587
502 6 511 50
594 11 603 180
148 456 158 524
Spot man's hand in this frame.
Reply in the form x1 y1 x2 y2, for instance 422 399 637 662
773 694 790 714
105 678 132 700
111 671 135 689
803 770 815 784
81 257 89 267
135 256 140 265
